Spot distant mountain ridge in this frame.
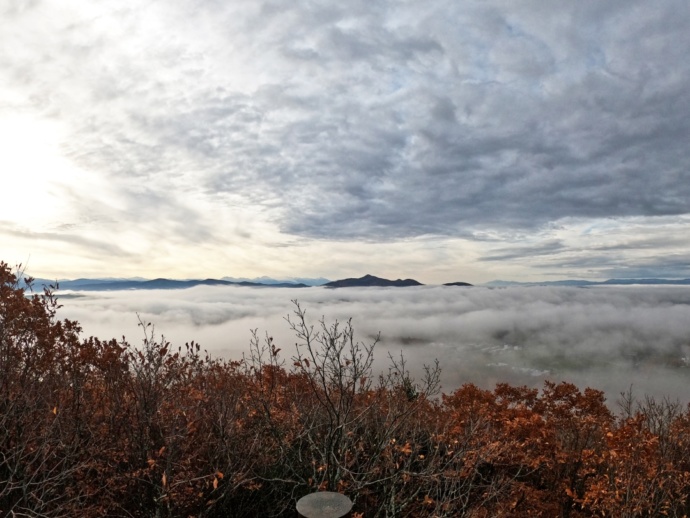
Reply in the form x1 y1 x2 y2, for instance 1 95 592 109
486 278 690 287
29 277 310 291
25 274 687 292
323 274 423 288
221 275 330 286
29 274 475 291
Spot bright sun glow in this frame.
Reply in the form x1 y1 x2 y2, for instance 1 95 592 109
0 115 74 227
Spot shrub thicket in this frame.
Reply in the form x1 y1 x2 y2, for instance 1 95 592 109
1 261 689 517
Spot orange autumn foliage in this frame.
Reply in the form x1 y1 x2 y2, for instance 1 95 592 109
1 261 689 517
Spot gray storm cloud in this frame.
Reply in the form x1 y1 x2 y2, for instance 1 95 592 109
2 0 689 241
57 285 690 406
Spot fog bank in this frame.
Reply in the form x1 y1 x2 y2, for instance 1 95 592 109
57 285 690 405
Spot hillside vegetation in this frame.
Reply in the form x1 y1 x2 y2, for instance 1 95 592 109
1 261 689 517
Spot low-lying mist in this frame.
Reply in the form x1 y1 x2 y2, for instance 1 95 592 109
56 285 690 405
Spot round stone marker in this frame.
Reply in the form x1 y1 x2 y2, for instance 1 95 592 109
296 491 353 518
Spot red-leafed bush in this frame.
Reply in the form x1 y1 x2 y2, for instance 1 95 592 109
2 261 689 517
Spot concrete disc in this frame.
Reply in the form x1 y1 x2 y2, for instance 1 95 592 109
296 491 353 518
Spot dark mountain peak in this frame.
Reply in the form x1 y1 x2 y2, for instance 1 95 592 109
443 281 473 287
323 275 423 288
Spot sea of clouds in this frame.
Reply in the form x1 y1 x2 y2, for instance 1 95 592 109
56 285 690 407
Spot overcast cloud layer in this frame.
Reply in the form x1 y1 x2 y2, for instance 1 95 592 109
1 0 689 282
57 285 690 405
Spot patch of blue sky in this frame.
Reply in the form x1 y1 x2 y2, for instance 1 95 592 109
581 219 621 236
585 47 607 70
386 70 406 94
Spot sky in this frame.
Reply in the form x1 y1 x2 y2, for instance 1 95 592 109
1 0 689 284
57 285 690 404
